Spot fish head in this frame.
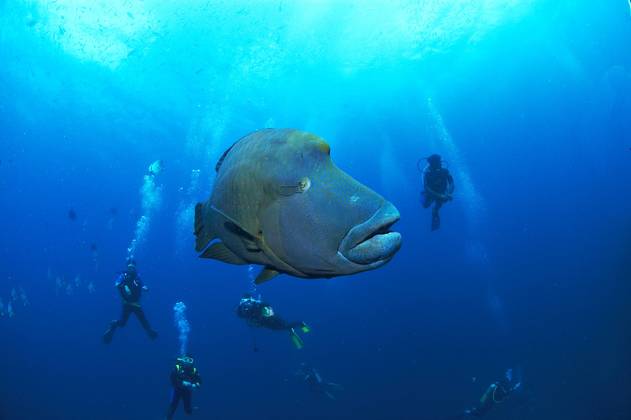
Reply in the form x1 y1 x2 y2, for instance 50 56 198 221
259 131 401 277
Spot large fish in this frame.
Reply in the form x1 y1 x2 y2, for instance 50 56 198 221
194 129 401 283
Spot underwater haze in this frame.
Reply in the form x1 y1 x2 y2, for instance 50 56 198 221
1 0 631 419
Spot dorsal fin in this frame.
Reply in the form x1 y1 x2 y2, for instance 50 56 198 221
211 205 259 239
215 143 236 173
215 132 252 172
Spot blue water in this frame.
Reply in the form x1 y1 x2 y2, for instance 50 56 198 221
1 1 630 419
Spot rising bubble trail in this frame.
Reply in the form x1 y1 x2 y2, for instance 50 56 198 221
173 301 191 356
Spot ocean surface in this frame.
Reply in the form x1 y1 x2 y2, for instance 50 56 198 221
1 1 630 419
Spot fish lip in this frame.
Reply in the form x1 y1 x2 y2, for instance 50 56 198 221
339 203 401 265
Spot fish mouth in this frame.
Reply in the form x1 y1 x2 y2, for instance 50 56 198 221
340 202 402 265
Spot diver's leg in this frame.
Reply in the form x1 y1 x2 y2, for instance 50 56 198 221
264 317 307 348
289 328 305 349
102 319 118 344
264 316 290 330
182 389 193 415
268 318 307 331
166 389 181 420
286 321 305 329
431 201 443 231
104 304 130 343
324 382 342 400
116 304 132 327
422 192 434 209
327 382 343 390
133 306 158 339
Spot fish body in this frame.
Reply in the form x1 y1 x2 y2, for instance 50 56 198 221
195 129 401 283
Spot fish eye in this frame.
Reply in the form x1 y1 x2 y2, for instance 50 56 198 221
278 177 311 196
298 177 311 192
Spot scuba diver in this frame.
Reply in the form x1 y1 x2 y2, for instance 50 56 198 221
236 294 310 349
420 154 454 231
167 355 202 419
102 259 158 344
297 363 343 400
463 369 522 417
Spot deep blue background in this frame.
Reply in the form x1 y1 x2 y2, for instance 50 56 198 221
1 1 630 419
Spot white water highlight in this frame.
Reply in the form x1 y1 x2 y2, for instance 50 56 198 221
426 97 485 231
173 301 191 356
127 161 163 260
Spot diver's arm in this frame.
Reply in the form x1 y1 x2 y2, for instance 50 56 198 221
509 382 521 393
446 173 455 195
193 373 202 388
423 171 443 198
115 277 131 300
182 380 200 389
425 186 441 197
313 370 323 384
423 178 442 198
324 391 336 400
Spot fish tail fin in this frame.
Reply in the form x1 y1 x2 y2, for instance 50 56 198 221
194 202 215 252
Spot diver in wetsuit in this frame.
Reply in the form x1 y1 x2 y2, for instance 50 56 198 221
297 363 343 400
102 259 158 343
167 355 201 419
421 154 455 231
464 369 521 417
236 294 310 349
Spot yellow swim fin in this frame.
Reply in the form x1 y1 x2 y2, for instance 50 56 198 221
289 329 304 349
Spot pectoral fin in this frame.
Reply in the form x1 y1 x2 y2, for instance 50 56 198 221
255 267 280 284
209 205 264 253
224 222 262 252
200 242 247 265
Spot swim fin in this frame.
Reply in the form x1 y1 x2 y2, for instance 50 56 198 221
147 329 158 340
102 321 117 344
431 211 441 231
300 322 311 334
289 328 304 349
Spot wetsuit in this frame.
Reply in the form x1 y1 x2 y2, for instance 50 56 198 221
103 271 157 343
422 165 454 230
301 365 341 400
167 361 201 419
467 381 510 417
236 299 302 331
304 368 326 394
